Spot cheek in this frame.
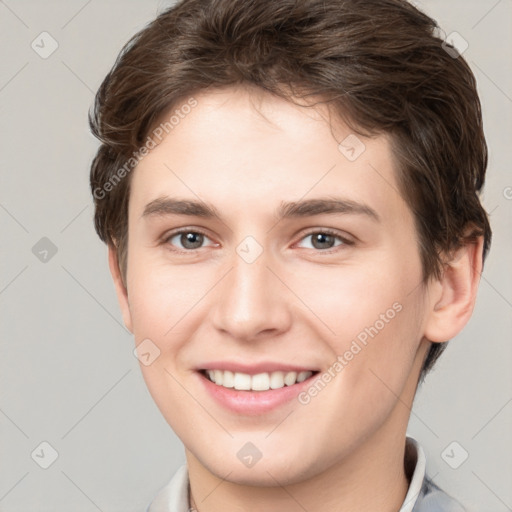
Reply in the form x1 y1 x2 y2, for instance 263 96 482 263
295 295 425 456
126 259 200 428
126 253 209 340
297 252 425 406
288 256 417 345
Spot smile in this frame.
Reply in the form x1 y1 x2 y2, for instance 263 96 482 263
197 366 321 415
202 369 315 391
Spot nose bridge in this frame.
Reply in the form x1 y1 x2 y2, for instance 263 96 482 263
211 238 291 339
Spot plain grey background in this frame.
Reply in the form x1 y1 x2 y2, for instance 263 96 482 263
0 0 511 511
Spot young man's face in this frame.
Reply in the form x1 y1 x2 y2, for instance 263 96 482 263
114 86 436 485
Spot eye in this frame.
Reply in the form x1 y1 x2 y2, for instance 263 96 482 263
164 229 217 252
296 229 352 251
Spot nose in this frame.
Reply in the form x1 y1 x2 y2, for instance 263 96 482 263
211 244 293 342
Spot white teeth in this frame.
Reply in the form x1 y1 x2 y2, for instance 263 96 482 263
205 369 314 391
233 372 252 390
214 370 224 386
251 372 270 391
222 370 234 388
284 371 297 386
269 371 284 389
296 371 312 383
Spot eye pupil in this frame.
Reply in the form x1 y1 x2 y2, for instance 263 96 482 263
181 232 203 249
312 233 335 250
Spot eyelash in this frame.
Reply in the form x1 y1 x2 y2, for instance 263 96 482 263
162 227 354 255
301 228 354 251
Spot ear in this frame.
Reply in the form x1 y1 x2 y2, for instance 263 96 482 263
108 244 133 333
423 235 484 343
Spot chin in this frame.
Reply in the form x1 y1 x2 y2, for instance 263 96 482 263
193 440 322 487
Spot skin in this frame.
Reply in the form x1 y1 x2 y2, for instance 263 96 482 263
108 84 483 512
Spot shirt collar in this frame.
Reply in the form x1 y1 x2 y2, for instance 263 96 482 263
147 436 426 512
400 436 427 511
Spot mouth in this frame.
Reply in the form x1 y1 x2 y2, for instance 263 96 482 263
200 369 319 391
196 367 321 415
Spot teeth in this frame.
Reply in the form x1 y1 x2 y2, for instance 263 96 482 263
251 372 270 391
296 371 311 383
284 371 297 386
233 372 251 390
205 369 314 391
222 370 234 388
214 370 223 386
270 371 284 389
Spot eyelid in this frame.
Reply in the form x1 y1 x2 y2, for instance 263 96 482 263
162 227 218 252
293 228 355 252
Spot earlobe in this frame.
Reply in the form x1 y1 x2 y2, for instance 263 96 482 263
108 245 133 333
423 236 484 343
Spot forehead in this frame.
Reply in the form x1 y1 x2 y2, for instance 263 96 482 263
130 86 410 228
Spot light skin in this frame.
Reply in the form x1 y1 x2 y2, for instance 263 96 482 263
108 85 483 512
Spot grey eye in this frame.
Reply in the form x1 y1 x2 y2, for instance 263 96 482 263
298 232 344 250
167 231 213 250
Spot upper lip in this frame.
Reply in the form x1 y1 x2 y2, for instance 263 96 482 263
198 361 319 375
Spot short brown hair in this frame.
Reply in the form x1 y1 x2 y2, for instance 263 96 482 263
89 0 491 378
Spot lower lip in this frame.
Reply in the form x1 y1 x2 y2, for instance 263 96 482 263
197 371 318 415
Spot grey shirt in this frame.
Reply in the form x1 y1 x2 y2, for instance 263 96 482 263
147 437 465 512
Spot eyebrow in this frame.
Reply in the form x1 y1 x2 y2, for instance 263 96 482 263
142 196 380 222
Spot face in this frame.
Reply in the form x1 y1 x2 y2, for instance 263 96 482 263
116 85 436 485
